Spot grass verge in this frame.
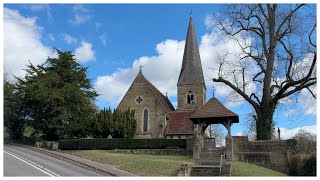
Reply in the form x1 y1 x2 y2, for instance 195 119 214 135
231 161 287 176
62 150 193 176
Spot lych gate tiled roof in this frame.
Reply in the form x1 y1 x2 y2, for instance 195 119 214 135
177 16 205 88
143 74 175 112
165 110 195 135
189 97 239 123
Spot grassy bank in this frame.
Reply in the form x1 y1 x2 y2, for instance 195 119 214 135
62 150 287 176
62 150 193 176
231 161 287 176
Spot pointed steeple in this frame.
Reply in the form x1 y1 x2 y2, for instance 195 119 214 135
177 15 205 88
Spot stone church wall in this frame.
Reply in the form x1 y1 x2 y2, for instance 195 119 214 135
117 73 166 139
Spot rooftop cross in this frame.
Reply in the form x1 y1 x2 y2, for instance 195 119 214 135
212 86 215 97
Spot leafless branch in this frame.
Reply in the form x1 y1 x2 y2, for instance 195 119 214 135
213 77 259 110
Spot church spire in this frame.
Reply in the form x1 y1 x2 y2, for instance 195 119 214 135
177 15 205 88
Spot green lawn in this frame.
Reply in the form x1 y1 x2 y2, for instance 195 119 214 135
62 150 287 176
231 161 287 176
62 150 193 176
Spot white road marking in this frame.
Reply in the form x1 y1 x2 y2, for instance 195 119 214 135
4 150 60 177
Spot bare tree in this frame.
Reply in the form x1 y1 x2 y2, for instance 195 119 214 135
210 4 316 140
293 130 316 154
207 124 225 146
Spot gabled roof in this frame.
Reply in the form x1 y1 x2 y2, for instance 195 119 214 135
165 110 194 135
189 97 239 123
177 15 205 88
140 71 175 112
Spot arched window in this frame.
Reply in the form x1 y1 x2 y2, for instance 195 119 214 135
143 109 148 132
186 91 195 104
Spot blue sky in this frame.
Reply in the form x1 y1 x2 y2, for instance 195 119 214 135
3 4 317 139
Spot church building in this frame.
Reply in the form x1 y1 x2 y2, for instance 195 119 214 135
117 15 239 139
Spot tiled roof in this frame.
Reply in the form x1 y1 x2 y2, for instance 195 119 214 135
144 75 175 112
177 16 205 87
165 110 195 135
189 98 239 123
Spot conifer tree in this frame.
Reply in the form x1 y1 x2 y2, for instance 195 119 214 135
16 50 98 140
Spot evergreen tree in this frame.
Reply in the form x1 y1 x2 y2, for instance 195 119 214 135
4 78 27 140
93 108 136 138
16 50 98 140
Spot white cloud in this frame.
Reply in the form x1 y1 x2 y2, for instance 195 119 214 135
204 14 215 29
284 109 297 117
298 85 316 115
234 132 246 136
48 33 55 42
69 5 92 25
200 31 258 107
99 33 107 46
27 4 53 21
63 34 77 44
277 125 317 140
74 41 95 62
95 14 316 121
4 8 55 82
94 23 261 108
94 39 185 107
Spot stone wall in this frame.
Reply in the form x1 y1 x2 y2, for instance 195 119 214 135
165 135 193 139
117 72 166 139
232 136 289 173
35 141 59 151
177 84 206 110
106 149 191 156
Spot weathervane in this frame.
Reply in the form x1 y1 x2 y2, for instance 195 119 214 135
139 65 143 72
190 9 192 16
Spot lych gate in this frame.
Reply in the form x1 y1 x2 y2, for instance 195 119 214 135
190 97 239 136
189 97 239 161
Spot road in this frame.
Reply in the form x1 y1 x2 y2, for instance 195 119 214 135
4 144 106 176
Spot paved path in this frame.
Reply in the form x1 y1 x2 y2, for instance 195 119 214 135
4 144 105 176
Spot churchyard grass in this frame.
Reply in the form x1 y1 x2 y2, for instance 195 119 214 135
231 161 287 176
62 150 193 176
62 150 288 176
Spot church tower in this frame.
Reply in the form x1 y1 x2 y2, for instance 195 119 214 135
177 15 206 110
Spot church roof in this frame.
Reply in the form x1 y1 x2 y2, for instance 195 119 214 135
165 110 194 135
189 97 239 123
142 72 175 112
177 15 205 88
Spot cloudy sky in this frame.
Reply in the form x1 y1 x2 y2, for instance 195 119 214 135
3 3 317 139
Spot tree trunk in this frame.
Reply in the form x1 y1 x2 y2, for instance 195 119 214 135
256 104 276 140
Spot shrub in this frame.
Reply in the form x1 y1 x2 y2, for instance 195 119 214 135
59 138 186 150
300 155 316 176
288 154 314 176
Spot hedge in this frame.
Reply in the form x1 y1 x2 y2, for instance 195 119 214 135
4 136 36 145
58 138 186 150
